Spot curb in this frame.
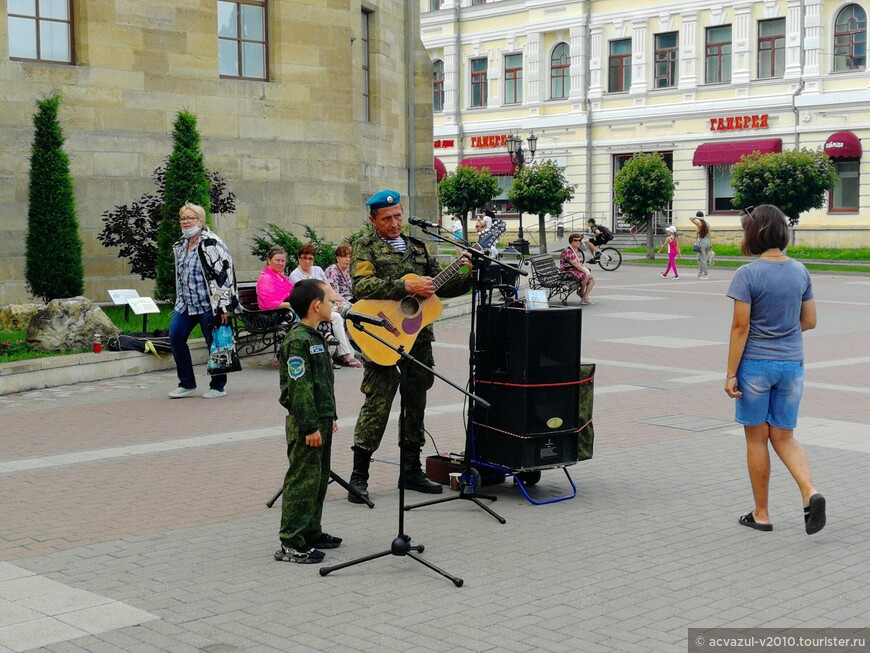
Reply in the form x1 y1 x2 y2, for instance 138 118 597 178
0 295 474 395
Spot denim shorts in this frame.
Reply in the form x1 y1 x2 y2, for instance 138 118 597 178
735 359 804 429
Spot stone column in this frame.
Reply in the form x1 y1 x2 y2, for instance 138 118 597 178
803 0 822 91
678 11 698 91
526 31 542 113
588 25 603 101
443 42 459 124
570 24 587 110
784 0 803 80
629 19 648 96
731 3 752 86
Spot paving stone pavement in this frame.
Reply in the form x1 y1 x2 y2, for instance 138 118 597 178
2 265 869 652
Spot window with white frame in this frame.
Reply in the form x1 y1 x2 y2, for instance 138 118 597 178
757 18 785 78
433 60 444 112
550 43 570 99
654 32 678 88
608 39 632 93
470 57 488 108
705 25 732 84
834 4 867 71
708 165 737 213
218 0 267 80
829 161 860 212
8 0 73 63
504 53 523 104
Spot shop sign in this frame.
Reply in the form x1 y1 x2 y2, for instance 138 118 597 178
709 114 769 132
470 134 509 148
434 139 455 148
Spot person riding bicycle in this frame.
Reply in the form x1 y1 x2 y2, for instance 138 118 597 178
586 219 614 262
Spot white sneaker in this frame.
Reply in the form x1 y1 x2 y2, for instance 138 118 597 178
202 389 227 399
168 387 196 399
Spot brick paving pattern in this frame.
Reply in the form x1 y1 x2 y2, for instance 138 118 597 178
1 266 869 652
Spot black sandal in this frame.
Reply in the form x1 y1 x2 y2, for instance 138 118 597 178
739 512 773 531
804 493 826 535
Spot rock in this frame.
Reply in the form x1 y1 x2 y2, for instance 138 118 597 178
0 304 46 332
26 297 120 352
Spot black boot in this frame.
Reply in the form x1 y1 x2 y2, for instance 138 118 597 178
399 447 442 494
348 446 371 504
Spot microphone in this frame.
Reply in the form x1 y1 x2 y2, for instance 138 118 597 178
343 311 387 328
409 216 440 229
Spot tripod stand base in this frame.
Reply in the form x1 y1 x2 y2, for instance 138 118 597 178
319 534 463 587
406 465 506 523
266 470 374 509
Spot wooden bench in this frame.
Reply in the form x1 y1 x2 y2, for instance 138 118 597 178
528 254 582 305
231 283 295 356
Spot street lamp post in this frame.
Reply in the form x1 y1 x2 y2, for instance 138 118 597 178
506 131 537 253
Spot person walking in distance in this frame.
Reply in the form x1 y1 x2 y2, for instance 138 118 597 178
347 190 473 504
657 224 681 279
725 204 825 535
690 211 712 279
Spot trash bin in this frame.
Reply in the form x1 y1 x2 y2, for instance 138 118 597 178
510 238 529 256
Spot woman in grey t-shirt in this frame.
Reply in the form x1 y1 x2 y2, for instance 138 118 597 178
724 204 825 535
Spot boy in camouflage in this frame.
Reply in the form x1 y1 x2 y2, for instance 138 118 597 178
274 280 342 564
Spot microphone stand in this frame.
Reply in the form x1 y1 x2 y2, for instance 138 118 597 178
404 225 526 524
319 320 488 586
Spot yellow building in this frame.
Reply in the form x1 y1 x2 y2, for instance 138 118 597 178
422 0 869 248
1 2 437 304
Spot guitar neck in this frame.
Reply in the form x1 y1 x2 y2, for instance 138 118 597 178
432 256 468 293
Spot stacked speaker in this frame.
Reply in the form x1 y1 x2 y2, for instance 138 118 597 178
473 305 582 470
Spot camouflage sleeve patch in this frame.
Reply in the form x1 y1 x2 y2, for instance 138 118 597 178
287 356 305 380
355 260 374 277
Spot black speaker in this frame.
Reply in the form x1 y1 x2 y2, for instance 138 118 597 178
472 305 583 470
475 305 581 384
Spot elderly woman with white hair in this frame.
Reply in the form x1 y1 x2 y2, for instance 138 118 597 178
168 202 239 399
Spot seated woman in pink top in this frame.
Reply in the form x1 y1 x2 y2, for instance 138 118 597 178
256 246 294 310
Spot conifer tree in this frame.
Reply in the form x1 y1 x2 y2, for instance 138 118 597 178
25 93 84 301
154 110 211 300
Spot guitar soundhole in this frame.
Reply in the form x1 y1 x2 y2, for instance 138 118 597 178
398 296 421 316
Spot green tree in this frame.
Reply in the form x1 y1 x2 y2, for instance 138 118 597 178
154 110 211 300
25 93 84 301
507 159 575 253
613 153 675 259
437 165 499 239
98 163 236 280
731 149 839 243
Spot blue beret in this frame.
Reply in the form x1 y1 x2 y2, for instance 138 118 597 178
366 190 401 210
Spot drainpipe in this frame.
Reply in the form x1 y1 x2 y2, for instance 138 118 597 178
454 1 464 164
584 0 593 222
792 0 805 151
407 3 417 219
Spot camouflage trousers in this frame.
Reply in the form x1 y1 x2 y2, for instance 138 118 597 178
353 339 435 452
279 415 333 549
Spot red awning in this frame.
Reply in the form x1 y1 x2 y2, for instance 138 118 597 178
692 139 783 166
824 131 862 159
459 155 516 176
434 157 447 182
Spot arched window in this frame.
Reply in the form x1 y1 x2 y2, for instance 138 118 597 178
834 4 867 71
433 60 445 112
550 43 570 99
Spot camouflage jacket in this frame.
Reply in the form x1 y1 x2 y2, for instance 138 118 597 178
350 233 471 343
278 322 336 435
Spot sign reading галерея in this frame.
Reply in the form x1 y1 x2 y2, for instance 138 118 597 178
709 114 769 131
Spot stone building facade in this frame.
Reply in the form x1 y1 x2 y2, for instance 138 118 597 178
1 1 436 303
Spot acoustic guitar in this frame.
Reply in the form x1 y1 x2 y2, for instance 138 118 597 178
350 220 506 366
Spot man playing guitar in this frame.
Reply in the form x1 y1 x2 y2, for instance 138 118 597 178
346 190 473 504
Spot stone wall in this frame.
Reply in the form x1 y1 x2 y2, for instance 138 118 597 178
0 1 436 303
